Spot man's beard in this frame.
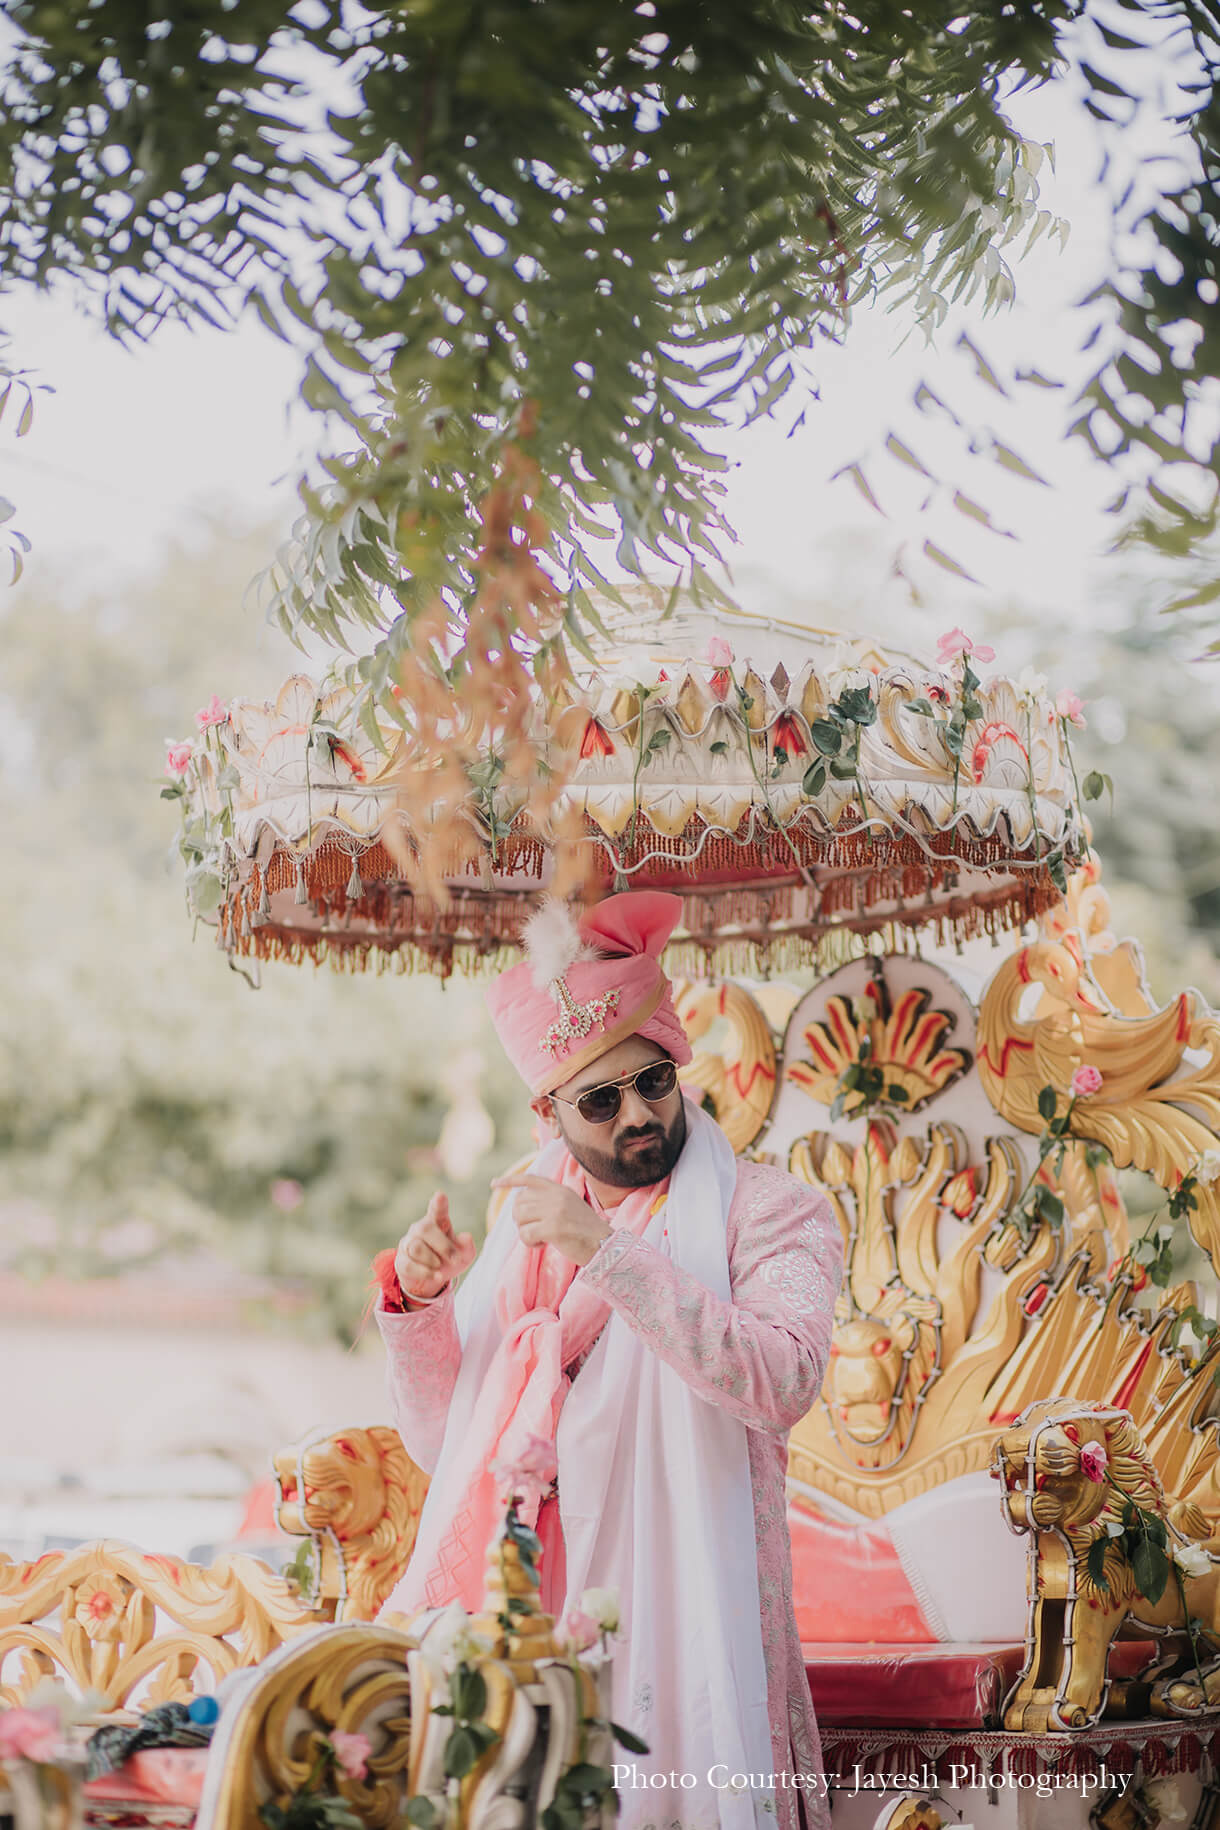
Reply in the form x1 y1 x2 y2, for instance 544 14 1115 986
563 1099 688 1189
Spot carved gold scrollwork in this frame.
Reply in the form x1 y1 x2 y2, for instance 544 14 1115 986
784 1084 1220 1520
0 1542 319 1710
198 1625 414 1830
786 982 971 1117
672 978 777 1152
883 1801 946 1830
978 921 1220 1275
787 1120 1061 1509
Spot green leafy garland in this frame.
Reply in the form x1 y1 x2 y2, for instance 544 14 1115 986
1007 1078 1100 1240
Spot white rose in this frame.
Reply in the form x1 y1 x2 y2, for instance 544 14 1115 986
1173 1541 1213 1580
1178 1320 1208 1361
1143 1778 1191 1823
417 1601 479 1680
1195 1150 1220 1188
580 1587 621 1634
450 1624 496 1668
24 1678 100 1730
1016 667 1048 703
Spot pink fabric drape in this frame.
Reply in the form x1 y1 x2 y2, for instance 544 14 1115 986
390 1146 665 1614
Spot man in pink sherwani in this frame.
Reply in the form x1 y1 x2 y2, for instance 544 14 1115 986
375 891 842 1830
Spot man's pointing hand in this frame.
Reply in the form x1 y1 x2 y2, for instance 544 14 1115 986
491 1174 611 1267
395 1192 477 1302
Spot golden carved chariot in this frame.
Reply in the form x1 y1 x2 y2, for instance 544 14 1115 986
5 597 1220 1830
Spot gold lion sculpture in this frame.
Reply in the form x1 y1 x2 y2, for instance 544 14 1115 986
993 1398 1220 1730
273 1425 430 1622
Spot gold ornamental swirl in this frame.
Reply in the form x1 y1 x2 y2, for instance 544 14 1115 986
0 1541 317 1709
976 934 1220 1273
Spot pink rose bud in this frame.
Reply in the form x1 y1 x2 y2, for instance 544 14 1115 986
1070 1065 1103 1098
1055 690 1086 728
705 636 734 668
329 1731 371 1781
165 741 195 777
1079 1441 1108 1483
491 1432 558 1508
515 1433 558 1483
0 1707 61 1763
194 694 229 732
562 1610 600 1653
935 628 994 666
270 1178 304 1211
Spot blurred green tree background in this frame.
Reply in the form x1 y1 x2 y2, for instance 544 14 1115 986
0 521 533 1339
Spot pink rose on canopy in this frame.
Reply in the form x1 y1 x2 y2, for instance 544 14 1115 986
165 741 195 776
0 1706 61 1763
1079 1442 1108 1483
936 628 995 666
194 694 229 732
1070 1065 1104 1098
1055 689 1086 728
561 1609 599 1653
706 636 734 668
271 1178 304 1211
328 1731 371 1781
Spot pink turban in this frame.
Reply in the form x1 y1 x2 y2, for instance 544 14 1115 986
486 891 692 1095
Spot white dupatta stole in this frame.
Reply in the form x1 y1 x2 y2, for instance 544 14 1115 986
424 1103 773 1827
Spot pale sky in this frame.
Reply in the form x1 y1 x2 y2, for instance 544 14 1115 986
0 24 1190 664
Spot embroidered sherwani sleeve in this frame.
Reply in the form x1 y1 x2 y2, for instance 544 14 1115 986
375 1291 461 1474
578 1163 842 1435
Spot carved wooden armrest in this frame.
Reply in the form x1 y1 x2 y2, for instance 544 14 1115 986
404 1608 615 1830
0 1542 320 1712
194 1621 615 1830
196 1623 413 1830
273 1428 430 1623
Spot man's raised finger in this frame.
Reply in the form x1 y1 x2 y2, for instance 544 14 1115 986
407 1235 446 1272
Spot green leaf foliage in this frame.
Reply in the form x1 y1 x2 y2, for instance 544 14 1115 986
1086 1537 1111 1593
0 0 1094 678
1131 1533 1170 1607
453 1669 488 1724
0 525 535 1341
443 1727 479 1781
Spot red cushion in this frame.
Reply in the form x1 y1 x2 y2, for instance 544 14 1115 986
805 1640 1160 1728
83 1748 209 1809
790 1503 935 1643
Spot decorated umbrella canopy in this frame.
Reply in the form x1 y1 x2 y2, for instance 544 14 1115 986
172 593 1086 978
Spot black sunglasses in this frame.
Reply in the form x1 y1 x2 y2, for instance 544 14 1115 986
551 1059 679 1125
